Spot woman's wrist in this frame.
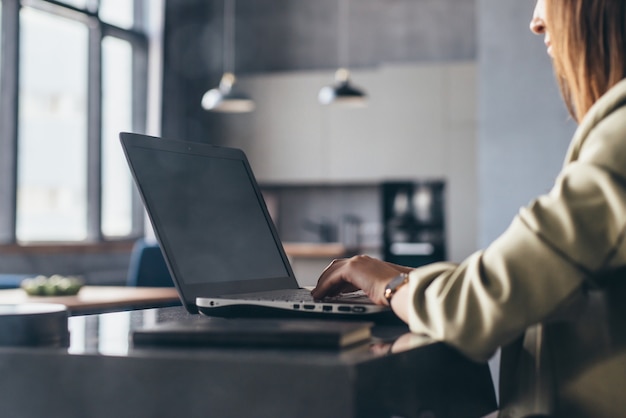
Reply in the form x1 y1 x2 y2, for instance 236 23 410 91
384 273 410 305
389 275 412 324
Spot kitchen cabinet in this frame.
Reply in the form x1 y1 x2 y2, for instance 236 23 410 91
226 62 475 184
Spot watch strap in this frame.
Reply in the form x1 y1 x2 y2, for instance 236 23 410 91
384 273 409 303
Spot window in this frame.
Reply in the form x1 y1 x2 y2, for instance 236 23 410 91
102 36 133 237
0 0 162 245
17 8 89 241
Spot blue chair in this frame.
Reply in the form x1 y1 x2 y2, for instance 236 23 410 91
126 239 174 287
0 274 31 289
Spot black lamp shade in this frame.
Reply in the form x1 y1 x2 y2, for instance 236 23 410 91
202 72 255 113
318 68 367 106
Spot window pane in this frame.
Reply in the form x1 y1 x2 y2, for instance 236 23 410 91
99 0 134 29
102 36 133 237
17 8 88 242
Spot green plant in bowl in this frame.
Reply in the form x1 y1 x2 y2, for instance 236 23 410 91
21 275 84 296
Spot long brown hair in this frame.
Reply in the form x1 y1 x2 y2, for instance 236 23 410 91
546 0 626 122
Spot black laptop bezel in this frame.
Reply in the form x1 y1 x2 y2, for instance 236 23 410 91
119 132 299 313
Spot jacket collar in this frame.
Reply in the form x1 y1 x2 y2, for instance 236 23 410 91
564 78 626 165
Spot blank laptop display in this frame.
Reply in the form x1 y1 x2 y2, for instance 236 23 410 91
119 132 388 317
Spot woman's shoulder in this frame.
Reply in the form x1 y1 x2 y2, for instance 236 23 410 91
576 82 626 174
565 79 626 165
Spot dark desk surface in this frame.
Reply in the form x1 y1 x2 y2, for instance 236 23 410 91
0 306 497 418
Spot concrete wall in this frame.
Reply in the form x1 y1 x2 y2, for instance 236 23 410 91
476 0 576 247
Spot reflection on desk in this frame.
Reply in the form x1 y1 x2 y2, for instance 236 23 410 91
67 308 432 357
1 306 497 418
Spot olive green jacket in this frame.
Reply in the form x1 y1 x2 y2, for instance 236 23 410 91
406 78 626 417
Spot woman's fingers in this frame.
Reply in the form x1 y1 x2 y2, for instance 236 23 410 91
312 255 400 305
312 258 352 298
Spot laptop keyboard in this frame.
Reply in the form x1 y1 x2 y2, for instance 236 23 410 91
223 288 372 303
223 289 313 302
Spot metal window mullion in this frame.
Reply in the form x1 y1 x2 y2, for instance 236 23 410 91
130 37 148 237
0 0 20 244
101 21 145 44
86 20 103 242
22 0 95 22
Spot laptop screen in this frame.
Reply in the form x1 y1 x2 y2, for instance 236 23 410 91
120 133 297 312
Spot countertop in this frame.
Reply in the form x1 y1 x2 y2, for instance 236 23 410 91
282 242 348 258
0 286 181 315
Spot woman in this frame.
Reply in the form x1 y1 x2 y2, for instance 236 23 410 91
313 0 626 416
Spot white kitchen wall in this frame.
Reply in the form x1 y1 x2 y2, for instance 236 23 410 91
223 61 478 263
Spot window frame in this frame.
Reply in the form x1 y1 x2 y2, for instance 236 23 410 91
0 0 151 246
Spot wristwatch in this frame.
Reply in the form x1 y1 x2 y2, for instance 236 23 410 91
384 273 409 304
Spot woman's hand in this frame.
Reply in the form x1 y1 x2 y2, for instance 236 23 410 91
311 255 406 305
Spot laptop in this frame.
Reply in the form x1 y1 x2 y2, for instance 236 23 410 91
119 132 389 318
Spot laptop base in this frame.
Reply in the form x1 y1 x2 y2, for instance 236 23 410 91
198 304 404 324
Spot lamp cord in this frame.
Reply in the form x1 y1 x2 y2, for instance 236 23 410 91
338 0 349 69
223 0 235 74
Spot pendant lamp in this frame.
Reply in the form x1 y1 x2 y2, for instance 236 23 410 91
202 0 255 113
318 0 367 106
